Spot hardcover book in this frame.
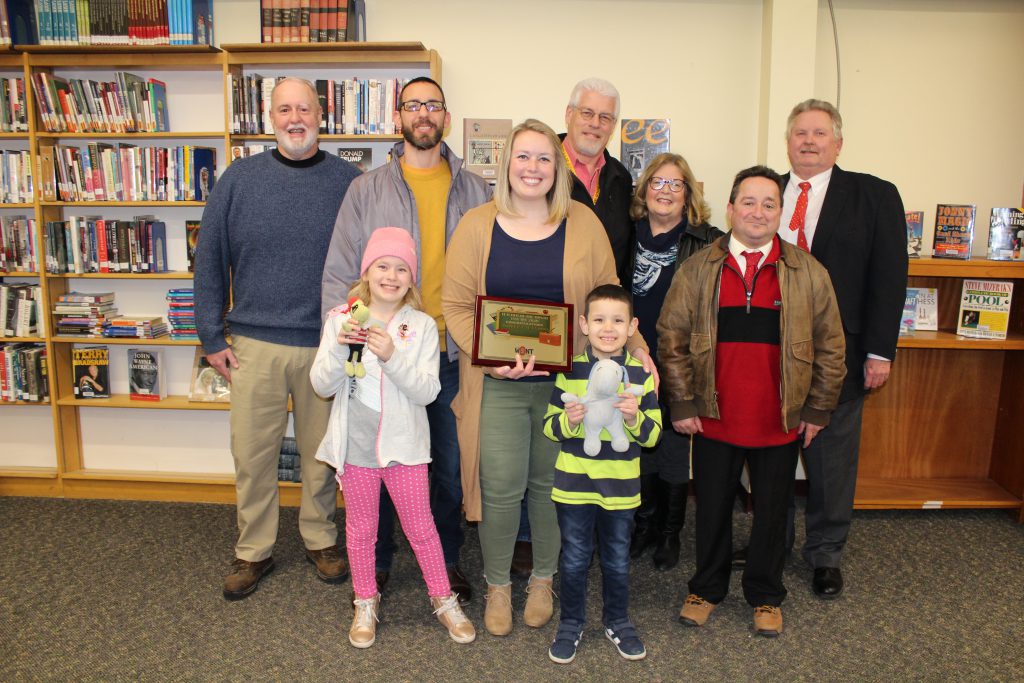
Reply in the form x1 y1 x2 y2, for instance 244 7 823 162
932 204 976 260
956 279 1013 340
72 345 109 398
185 220 200 272
463 118 512 182
127 347 166 400
986 207 1024 261
620 118 671 183
905 210 924 258
909 287 938 331
188 348 230 402
336 147 372 173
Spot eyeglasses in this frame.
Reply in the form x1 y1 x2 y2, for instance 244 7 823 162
399 100 446 113
575 107 615 127
649 177 686 192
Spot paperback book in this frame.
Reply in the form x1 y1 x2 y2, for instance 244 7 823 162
956 280 1013 340
336 147 372 173
932 204 975 259
188 348 229 403
72 345 109 398
127 347 166 400
900 290 917 335
909 287 938 331
620 118 671 183
905 210 924 258
986 208 1024 261
185 220 200 272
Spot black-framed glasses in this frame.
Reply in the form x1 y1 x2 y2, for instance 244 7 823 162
575 107 615 127
399 100 446 113
650 177 686 192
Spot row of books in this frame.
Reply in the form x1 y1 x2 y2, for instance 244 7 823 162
1 342 47 402
901 280 1014 340
53 290 117 338
0 0 214 46
31 71 169 134
260 0 364 44
39 143 216 202
44 216 168 275
72 345 229 403
0 215 36 272
907 206 1024 262
166 288 196 340
1 283 43 337
0 151 34 204
0 77 28 132
228 75 406 136
278 436 301 482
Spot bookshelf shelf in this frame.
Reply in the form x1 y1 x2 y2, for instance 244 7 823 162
0 270 40 276
51 336 200 346
0 399 50 406
40 201 206 207
46 271 195 279
858 258 1024 520
37 132 226 140
56 394 227 410
0 42 441 506
0 336 45 342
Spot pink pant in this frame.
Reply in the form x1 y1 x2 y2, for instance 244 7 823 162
340 463 451 600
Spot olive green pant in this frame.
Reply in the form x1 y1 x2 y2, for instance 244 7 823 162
478 376 561 585
229 335 336 562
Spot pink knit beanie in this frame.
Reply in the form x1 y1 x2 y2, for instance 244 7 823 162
360 227 418 281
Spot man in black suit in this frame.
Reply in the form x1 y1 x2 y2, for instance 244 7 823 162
775 99 907 598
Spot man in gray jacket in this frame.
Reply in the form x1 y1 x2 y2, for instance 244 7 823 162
322 76 491 603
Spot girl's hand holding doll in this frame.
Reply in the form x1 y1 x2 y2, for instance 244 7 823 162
365 326 395 362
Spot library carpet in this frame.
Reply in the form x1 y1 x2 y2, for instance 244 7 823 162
0 497 1021 682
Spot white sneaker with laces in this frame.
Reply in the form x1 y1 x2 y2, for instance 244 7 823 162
349 594 380 648
432 593 476 644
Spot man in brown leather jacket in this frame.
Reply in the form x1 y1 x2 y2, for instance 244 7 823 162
656 165 845 637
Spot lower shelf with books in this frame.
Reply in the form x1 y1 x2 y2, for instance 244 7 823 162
57 394 229 410
896 330 1024 350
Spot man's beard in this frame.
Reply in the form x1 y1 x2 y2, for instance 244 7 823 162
403 121 443 151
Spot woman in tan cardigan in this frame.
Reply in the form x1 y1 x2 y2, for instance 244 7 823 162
442 119 650 637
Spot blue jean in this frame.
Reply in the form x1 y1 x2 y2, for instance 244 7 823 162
556 502 634 627
375 352 464 570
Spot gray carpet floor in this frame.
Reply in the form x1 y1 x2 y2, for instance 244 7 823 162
0 497 1021 682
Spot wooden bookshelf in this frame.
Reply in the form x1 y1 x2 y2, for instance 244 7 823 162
857 258 1024 521
0 42 441 505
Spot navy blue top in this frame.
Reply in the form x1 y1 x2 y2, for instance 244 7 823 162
631 218 684 359
485 218 566 382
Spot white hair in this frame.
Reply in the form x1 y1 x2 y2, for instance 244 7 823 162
568 77 620 119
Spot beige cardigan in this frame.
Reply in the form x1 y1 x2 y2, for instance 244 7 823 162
441 200 647 521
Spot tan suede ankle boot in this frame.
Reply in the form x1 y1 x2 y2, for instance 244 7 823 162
523 576 555 627
484 583 513 636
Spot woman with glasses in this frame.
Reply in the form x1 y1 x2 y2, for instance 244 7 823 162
442 119 653 637
628 153 723 571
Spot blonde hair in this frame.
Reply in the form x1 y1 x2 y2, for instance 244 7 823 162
493 118 572 225
630 152 712 226
347 274 423 311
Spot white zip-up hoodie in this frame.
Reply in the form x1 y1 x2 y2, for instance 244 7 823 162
310 303 440 478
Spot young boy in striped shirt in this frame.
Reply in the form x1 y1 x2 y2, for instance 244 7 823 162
542 284 662 664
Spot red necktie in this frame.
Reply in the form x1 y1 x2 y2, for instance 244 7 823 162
789 181 812 251
741 251 760 291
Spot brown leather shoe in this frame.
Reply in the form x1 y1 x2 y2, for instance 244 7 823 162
678 594 717 627
484 583 513 636
223 557 275 600
510 540 533 577
753 605 783 637
306 545 350 583
523 576 555 628
350 571 389 607
447 565 472 605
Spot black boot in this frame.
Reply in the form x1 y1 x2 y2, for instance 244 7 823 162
630 473 661 559
653 481 688 571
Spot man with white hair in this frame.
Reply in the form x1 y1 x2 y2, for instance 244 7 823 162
561 78 635 285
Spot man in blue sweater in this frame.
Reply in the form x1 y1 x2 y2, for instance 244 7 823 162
195 78 362 600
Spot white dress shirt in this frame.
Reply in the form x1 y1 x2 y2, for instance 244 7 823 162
779 167 833 249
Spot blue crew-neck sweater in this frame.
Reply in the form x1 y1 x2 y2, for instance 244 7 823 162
195 149 361 353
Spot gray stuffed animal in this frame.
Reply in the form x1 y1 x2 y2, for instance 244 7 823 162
560 358 644 456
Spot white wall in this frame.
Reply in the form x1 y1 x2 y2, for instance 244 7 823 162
213 0 1024 245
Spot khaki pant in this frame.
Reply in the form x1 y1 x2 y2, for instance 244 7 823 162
230 335 336 561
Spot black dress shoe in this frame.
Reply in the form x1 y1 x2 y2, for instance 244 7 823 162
731 547 747 570
447 565 472 604
812 567 843 599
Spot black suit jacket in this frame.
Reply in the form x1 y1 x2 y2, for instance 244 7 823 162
785 165 908 401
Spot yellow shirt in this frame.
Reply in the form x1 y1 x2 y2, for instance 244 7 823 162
401 158 451 348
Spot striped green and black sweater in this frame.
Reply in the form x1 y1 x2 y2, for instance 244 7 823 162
543 347 662 509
